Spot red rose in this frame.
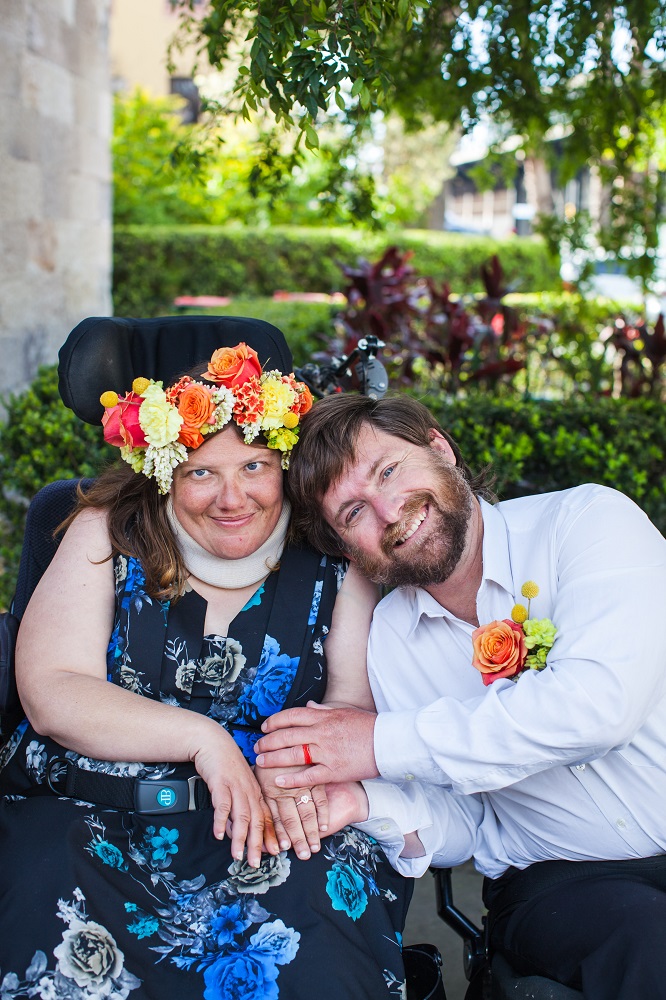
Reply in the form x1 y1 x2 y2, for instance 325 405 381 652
102 392 148 449
471 619 527 686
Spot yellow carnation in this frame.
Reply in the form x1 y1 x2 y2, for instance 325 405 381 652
138 383 182 447
521 581 539 600
511 603 528 624
132 377 151 395
259 376 297 430
100 391 118 408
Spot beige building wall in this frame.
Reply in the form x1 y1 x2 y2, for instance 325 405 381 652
0 0 113 402
110 0 203 96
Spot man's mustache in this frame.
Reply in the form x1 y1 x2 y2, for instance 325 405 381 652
381 492 436 555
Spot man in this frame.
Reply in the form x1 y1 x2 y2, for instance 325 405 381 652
255 393 666 1000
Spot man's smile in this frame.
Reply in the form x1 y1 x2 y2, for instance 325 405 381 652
394 505 428 546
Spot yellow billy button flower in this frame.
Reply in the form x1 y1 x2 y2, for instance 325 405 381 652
511 603 528 624
283 411 299 429
521 581 539 600
132 377 151 395
100 391 119 408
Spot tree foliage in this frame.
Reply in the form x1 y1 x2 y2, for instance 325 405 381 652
173 0 666 280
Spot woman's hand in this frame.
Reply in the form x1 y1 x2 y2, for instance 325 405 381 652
192 728 279 868
254 764 329 860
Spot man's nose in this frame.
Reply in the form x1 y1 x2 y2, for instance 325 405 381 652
374 491 404 527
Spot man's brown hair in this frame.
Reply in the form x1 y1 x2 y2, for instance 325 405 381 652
287 393 494 556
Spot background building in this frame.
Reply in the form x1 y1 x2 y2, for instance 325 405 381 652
0 0 113 404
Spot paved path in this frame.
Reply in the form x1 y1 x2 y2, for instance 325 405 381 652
403 861 485 1000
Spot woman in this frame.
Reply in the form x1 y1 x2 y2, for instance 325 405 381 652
0 344 412 1000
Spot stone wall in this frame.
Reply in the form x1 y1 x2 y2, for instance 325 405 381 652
0 0 112 404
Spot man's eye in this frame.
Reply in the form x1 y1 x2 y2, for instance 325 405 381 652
245 461 261 471
192 468 209 478
346 505 362 523
382 466 395 479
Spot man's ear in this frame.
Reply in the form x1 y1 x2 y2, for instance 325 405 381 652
428 429 457 465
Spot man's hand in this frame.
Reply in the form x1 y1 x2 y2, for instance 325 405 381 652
255 702 379 787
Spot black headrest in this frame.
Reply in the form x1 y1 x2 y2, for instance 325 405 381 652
58 315 294 425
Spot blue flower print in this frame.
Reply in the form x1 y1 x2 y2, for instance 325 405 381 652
121 557 148 612
148 826 179 863
308 581 323 625
238 636 299 722
230 728 262 764
127 914 159 939
249 919 300 965
203 949 279 1000
92 839 127 870
241 584 265 613
211 902 252 946
326 862 368 921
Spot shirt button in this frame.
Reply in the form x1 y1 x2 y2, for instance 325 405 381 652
616 818 627 829
380 823 390 832
575 764 586 771
404 773 415 781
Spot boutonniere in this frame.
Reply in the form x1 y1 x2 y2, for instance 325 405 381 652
471 581 557 686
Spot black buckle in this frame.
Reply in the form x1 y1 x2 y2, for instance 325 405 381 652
133 775 203 815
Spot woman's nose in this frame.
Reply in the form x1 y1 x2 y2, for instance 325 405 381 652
214 476 244 508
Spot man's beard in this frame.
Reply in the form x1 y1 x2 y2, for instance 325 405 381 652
346 459 474 589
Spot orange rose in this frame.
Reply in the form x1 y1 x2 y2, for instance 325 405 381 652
203 343 262 388
294 381 314 415
177 383 215 428
178 425 205 449
472 619 527 686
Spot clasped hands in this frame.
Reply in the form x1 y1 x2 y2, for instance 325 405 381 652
195 704 376 870
252 701 379 859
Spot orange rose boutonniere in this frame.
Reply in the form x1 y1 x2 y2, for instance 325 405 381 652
472 581 557 686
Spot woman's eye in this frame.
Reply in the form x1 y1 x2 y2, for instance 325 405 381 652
245 461 261 471
382 466 395 480
192 468 209 478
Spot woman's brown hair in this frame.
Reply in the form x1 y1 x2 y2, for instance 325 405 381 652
59 462 187 601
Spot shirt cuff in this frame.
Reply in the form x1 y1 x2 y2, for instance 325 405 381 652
353 779 434 877
375 709 448 784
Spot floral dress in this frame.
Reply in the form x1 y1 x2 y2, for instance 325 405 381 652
0 544 412 1000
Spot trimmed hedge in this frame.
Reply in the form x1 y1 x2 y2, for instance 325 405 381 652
113 225 561 316
1 363 663 609
422 393 666 533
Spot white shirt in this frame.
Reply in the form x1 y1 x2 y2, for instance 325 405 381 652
357 485 666 879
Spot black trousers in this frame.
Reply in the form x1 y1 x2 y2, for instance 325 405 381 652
484 856 666 999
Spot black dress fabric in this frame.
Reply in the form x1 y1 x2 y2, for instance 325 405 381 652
0 544 413 1000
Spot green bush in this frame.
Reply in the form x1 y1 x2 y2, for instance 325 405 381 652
112 225 561 316
0 367 114 609
422 393 666 534
1 362 663 610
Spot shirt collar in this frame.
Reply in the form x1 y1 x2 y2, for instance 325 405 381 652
403 497 514 636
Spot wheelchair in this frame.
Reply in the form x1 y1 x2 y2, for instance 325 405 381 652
0 314 582 1000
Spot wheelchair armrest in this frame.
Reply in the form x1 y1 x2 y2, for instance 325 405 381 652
0 610 21 724
431 866 487 982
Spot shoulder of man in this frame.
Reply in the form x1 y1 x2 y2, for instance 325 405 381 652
494 483 639 531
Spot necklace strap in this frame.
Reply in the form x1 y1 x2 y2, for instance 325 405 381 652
167 498 291 589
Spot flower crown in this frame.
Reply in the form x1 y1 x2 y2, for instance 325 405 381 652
99 343 314 493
